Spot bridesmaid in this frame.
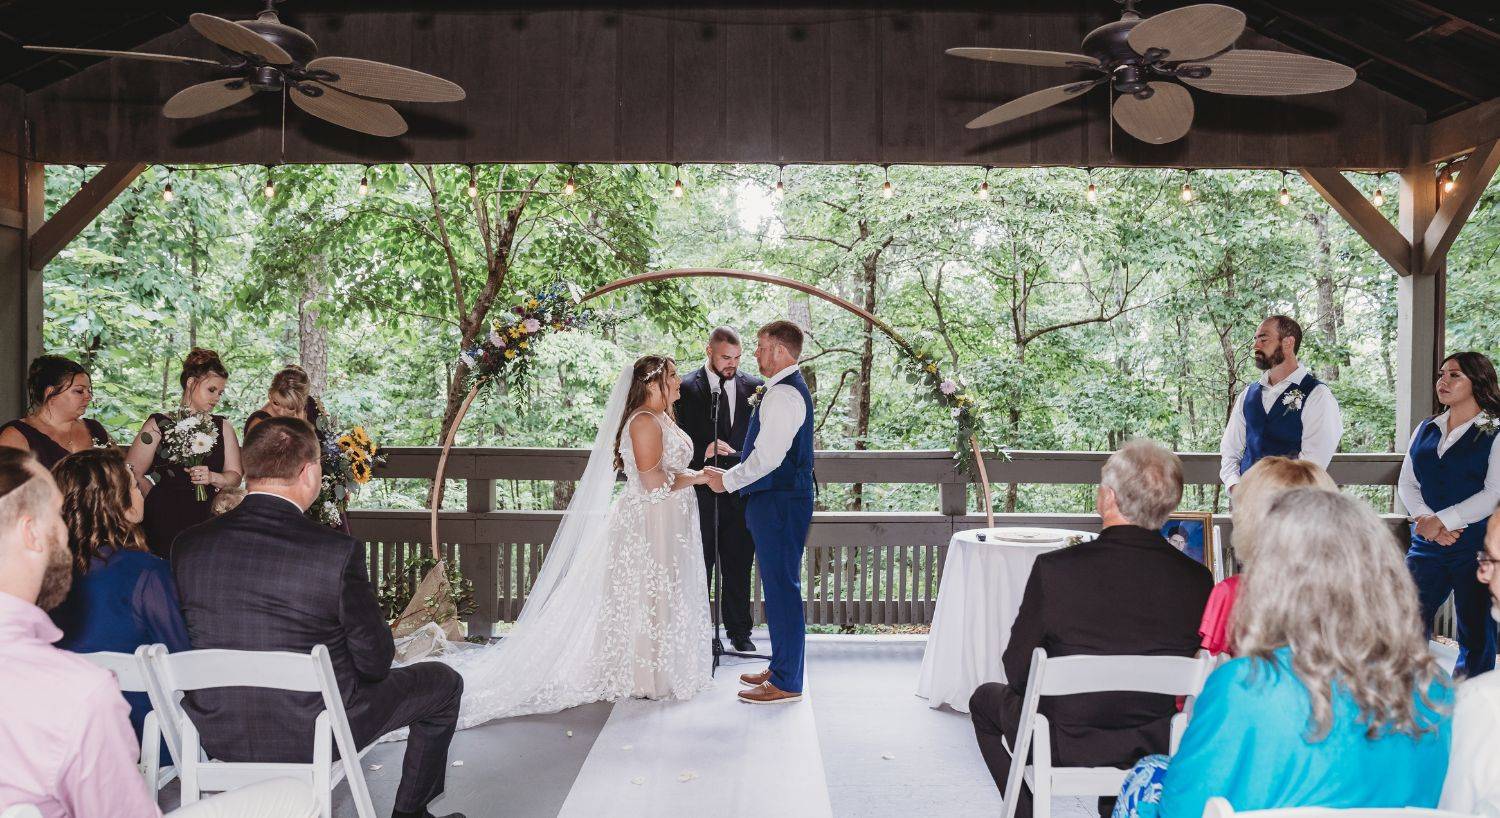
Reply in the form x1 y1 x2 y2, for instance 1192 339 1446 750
125 348 242 559
0 355 111 469
244 364 312 439
1399 350 1500 677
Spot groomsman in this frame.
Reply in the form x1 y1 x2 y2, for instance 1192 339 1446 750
1219 315 1343 493
674 326 763 652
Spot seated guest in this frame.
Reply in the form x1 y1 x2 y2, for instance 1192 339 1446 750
210 486 246 516
1441 506 1500 816
1199 457 1336 655
49 448 190 749
0 355 111 470
173 417 465 818
0 448 161 817
1117 489 1453 818
969 439 1213 818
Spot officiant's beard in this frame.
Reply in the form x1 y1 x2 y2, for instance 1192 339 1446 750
713 363 737 380
1253 348 1285 371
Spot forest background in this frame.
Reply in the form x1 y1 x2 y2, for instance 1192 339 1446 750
41 163 1498 516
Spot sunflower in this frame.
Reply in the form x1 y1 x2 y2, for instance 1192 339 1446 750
350 426 372 448
337 435 356 453
351 456 373 485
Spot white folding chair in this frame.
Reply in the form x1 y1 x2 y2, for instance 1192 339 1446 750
79 646 178 797
144 644 378 818
1001 647 1216 818
0 806 43 818
1201 797 1476 818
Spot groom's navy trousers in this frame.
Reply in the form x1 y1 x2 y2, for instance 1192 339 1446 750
745 489 813 693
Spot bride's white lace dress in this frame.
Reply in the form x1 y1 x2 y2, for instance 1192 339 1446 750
401 375 714 734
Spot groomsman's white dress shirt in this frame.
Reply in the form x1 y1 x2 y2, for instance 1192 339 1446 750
1397 410 1500 531
1217 364 1343 490
721 365 807 494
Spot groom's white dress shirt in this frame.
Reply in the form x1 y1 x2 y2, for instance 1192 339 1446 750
1217 364 1342 490
721 364 807 494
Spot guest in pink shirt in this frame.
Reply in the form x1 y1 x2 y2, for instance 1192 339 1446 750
1202 456 1337 655
0 448 161 818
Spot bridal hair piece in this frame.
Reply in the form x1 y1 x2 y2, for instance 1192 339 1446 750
613 355 675 473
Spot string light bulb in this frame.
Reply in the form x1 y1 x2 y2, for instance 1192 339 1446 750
1179 171 1195 203
881 165 894 199
357 167 369 197
1441 167 1456 194
161 175 174 203
672 164 684 198
467 165 478 198
1277 170 1290 206
1371 187 1385 207
563 172 576 196
263 166 275 199
1084 168 1098 204
977 166 991 200
774 165 785 198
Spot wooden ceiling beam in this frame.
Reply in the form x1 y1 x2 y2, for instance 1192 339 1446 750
1396 0 1500 47
1423 96 1500 162
27 161 146 271
1300 167 1413 277
1252 1 1494 103
1422 138 1500 272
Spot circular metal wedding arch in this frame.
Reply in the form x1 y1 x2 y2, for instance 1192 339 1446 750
427 267 996 559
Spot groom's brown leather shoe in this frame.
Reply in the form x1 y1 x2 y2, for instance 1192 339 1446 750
739 667 772 687
738 681 803 704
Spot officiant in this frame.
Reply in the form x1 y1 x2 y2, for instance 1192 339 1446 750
674 326 763 652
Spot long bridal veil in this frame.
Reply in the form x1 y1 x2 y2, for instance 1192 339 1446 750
403 364 638 731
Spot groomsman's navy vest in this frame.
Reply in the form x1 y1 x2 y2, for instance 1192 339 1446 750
1408 416 1496 554
738 370 815 497
1240 372 1323 475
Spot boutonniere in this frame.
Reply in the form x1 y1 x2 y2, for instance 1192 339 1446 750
747 385 767 409
1281 388 1306 412
1475 414 1500 438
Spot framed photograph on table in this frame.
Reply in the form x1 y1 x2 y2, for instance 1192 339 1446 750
1161 512 1215 574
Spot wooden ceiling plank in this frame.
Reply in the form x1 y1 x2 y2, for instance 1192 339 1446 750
27 161 146 272
1422 138 1500 272
1397 0 1500 47
1423 96 1500 162
1253 1 1493 103
1300 167 1413 276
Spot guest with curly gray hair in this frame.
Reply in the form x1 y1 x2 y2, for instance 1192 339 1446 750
1115 488 1453 818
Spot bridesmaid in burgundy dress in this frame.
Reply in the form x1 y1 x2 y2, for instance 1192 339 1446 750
0 355 111 469
125 348 243 559
245 364 352 534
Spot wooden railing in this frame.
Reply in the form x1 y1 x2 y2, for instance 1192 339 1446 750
349 448 1420 637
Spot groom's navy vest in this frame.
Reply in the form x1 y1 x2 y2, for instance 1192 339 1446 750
738 370 815 497
1240 372 1323 475
1408 416 1496 555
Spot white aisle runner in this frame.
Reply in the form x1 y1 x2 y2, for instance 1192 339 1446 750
558 666 833 817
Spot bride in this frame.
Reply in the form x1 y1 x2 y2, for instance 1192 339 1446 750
419 354 715 731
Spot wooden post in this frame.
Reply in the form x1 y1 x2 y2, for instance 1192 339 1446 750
0 89 43 421
28 161 146 272
1396 163 1440 443
464 476 499 637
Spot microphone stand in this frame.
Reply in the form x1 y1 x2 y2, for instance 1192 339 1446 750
708 368 769 675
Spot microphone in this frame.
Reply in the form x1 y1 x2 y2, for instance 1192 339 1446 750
708 369 723 396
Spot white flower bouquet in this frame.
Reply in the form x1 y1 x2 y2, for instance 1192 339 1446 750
158 409 219 501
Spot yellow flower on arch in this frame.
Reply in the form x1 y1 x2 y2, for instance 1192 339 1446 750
504 349 517 359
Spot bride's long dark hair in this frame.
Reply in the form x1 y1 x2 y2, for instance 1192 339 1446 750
613 355 676 472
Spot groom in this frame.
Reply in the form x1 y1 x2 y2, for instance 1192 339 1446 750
707 320 814 705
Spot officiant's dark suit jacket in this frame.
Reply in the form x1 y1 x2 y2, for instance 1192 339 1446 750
172 492 462 810
675 366 762 471
1000 524 1212 762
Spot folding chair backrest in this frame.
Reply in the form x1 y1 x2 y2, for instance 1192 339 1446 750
80 649 150 693
1034 649 1215 697
154 647 327 694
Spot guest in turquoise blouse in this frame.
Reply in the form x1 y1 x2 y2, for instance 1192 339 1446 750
1116 488 1454 818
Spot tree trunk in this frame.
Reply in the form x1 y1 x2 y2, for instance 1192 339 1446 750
299 254 329 395
849 242 879 512
1306 212 1341 381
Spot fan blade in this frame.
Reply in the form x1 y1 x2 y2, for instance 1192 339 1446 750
163 79 254 118
945 48 1100 70
305 57 466 102
24 45 222 67
190 13 291 64
965 80 1102 129
1127 4 1246 62
1111 81 1195 144
291 83 407 137
1180 50 1356 96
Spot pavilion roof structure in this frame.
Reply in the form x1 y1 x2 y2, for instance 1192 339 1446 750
2 0 1498 430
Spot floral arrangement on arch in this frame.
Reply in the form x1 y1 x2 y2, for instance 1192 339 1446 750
899 344 990 474
313 423 385 528
457 281 602 388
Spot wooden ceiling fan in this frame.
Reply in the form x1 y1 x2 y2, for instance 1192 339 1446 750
947 1 1357 144
24 0 465 138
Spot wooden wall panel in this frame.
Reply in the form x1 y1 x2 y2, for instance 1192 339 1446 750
22 7 1426 169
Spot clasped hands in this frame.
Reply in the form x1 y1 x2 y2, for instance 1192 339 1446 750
701 466 728 494
1412 513 1463 547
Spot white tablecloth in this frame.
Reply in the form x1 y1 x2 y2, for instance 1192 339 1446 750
916 527 1094 713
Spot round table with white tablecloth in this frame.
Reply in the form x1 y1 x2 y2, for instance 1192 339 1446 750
916 526 1095 713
